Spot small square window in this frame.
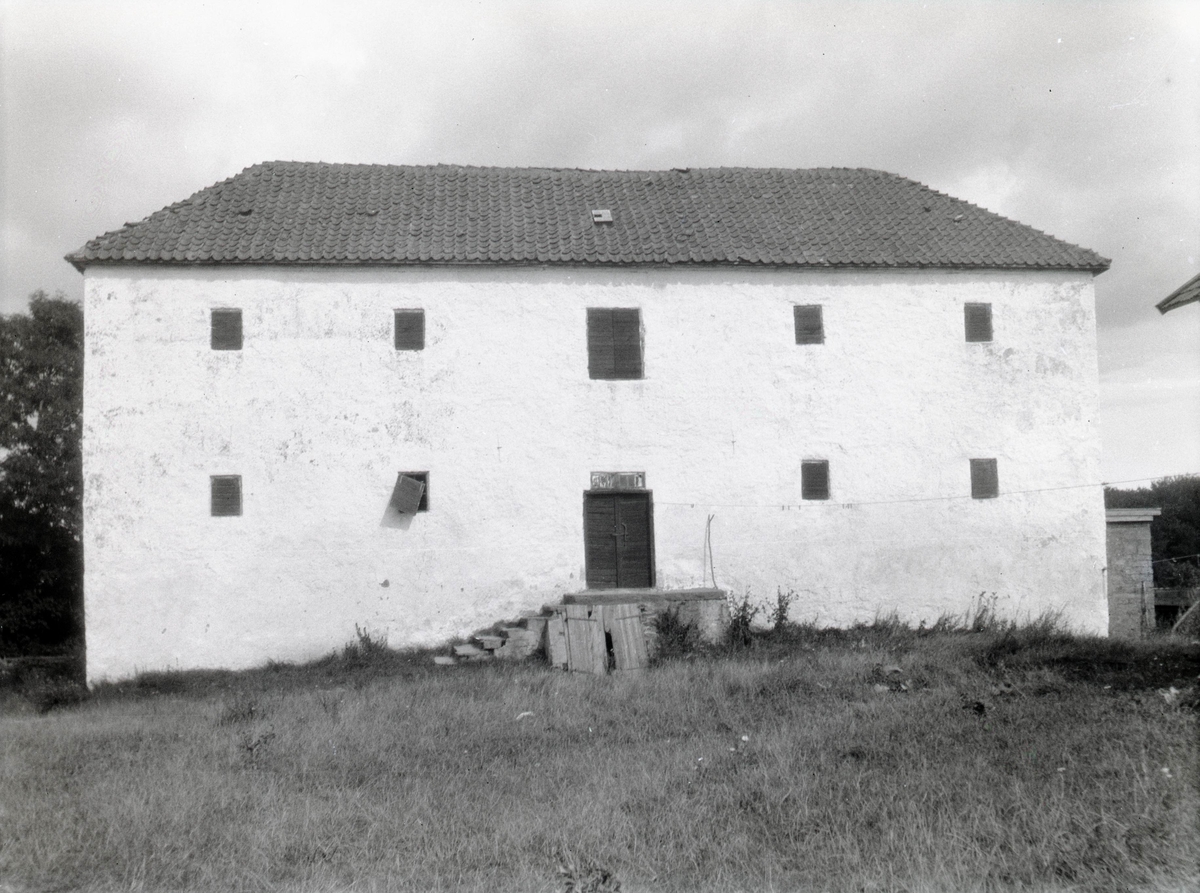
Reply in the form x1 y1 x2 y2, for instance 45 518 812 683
391 471 429 513
964 303 993 342
970 459 999 499
211 309 243 350
210 475 242 516
587 308 642 379
801 460 830 500
794 305 824 345
394 310 425 351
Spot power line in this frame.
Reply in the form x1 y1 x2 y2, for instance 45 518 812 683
1153 552 1200 565
656 474 1196 510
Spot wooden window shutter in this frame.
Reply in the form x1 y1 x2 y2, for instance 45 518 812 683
211 309 243 350
587 308 615 379
970 459 999 499
801 460 830 500
964 303 993 342
588 308 642 379
794 305 824 344
611 309 643 379
391 472 428 513
210 475 242 516
394 310 425 351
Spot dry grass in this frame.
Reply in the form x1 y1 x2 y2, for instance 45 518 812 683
1 622 1198 893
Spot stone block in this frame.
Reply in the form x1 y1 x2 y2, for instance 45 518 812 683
453 643 489 659
475 635 504 651
496 627 540 660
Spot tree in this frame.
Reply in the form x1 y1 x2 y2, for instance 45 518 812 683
1105 475 1200 588
0 292 83 656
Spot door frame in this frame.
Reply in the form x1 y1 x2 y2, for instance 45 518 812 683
582 489 656 590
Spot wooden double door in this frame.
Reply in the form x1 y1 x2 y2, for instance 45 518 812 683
584 492 654 589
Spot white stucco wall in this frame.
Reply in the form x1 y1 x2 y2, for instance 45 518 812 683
82 264 1106 681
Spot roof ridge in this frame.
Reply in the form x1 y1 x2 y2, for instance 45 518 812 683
247 160 899 176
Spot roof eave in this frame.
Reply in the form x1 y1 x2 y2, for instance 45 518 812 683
62 257 1112 274
1156 272 1200 314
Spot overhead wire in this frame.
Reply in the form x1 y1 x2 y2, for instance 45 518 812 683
655 474 1197 510
1152 552 1200 565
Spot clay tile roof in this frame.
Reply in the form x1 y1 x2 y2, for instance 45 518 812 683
65 162 1110 272
1157 271 1200 314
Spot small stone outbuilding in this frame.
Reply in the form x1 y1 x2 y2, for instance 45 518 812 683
1105 508 1160 638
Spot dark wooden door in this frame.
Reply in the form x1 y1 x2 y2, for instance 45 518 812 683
584 493 653 589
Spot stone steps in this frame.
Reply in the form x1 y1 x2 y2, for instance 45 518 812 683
432 589 729 668
434 611 551 666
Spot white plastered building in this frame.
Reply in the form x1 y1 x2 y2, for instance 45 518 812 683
68 163 1111 681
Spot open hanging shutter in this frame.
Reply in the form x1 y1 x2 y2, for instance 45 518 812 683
391 474 426 514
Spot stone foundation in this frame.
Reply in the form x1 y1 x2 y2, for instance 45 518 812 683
562 588 730 655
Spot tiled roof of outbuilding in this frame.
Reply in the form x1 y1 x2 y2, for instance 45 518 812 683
1157 271 1200 313
66 162 1110 272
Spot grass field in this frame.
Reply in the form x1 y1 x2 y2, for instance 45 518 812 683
2 617 1198 893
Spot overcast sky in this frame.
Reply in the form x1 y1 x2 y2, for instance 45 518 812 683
2 0 1197 483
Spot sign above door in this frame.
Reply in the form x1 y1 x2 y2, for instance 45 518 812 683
590 471 646 491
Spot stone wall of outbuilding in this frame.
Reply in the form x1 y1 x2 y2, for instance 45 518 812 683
1106 509 1159 638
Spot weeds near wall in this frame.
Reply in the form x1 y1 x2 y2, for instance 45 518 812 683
966 592 1003 632
769 587 796 633
726 591 760 649
341 624 389 665
653 607 699 661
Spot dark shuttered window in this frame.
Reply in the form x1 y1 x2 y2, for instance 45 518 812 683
210 475 242 516
970 459 999 499
587 308 642 379
391 472 429 513
211 309 243 350
964 303 993 342
794 305 824 344
801 460 830 500
394 310 425 351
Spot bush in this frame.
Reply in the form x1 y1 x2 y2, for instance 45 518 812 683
768 587 795 633
726 591 760 649
341 624 390 664
653 607 698 661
